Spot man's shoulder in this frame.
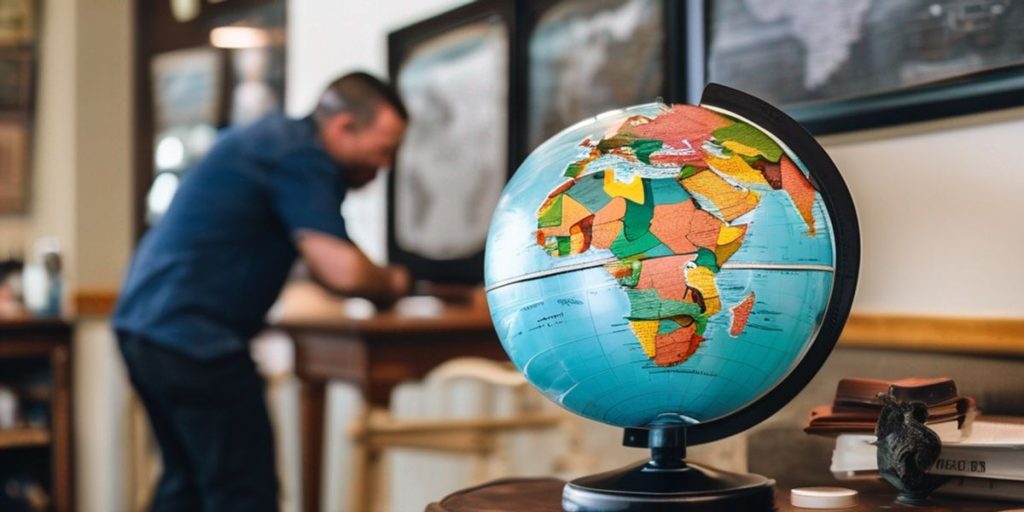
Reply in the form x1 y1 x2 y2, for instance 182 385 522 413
229 112 323 161
246 111 299 133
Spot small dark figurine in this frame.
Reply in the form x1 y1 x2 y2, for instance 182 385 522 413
874 392 950 505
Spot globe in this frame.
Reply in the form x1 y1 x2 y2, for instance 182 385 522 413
483 84 859 487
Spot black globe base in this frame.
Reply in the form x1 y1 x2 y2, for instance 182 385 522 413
562 425 776 512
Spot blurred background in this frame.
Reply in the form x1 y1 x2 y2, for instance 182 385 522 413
0 0 1023 511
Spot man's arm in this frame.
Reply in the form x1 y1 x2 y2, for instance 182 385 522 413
296 230 409 306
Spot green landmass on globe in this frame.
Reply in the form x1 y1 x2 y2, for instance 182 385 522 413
533 105 818 367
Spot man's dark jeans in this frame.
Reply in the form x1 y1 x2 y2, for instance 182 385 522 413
117 333 278 512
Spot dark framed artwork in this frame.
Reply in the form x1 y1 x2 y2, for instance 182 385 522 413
145 47 226 224
0 50 32 110
0 0 34 47
0 0 36 215
150 47 224 130
0 118 28 212
519 0 685 156
133 0 286 238
387 0 518 284
702 0 1024 134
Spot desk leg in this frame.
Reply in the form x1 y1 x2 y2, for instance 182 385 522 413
301 379 327 512
51 343 72 512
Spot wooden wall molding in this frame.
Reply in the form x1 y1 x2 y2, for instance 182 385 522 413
64 291 1024 355
73 288 119 316
839 312 1024 355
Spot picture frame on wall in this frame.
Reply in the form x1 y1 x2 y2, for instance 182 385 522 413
135 0 286 232
0 50 32 111
150 47 225 131
518 0 685 158
387 0 518 284
701 0 1024 134
0 0 34 47
0 118 28 212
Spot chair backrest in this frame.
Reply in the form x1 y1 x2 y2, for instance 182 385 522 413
424 357 526 389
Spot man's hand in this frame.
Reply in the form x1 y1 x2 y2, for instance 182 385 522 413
295 230 409 306
387 265 411 299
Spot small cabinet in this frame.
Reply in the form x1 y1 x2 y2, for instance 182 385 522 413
0 317 73 512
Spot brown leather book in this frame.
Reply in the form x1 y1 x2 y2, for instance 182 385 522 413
805 398 976 437
833 377 958 408
832 395 974 416
805 376 975 437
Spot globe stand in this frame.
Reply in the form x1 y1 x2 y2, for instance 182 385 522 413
562 425 776 511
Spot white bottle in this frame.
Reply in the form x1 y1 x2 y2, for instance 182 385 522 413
23 237 62 317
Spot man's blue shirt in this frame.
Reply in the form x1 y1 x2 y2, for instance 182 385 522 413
113 113 349 360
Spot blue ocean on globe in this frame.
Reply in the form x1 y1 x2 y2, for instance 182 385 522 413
484 103 836 428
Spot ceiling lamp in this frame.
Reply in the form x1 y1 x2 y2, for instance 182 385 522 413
170 0 200 22
209 26 283 49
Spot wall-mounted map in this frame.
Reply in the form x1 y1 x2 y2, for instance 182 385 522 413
527 0 664 150
393 19 509 263
708 0 1024 107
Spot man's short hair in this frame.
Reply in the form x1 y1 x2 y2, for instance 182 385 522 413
313 72 408 126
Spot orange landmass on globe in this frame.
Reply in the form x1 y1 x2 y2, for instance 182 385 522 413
655 323 702 367
730 292 757 337
635 255 697 302
534 105 821 366
715 225 748 267
706 154 770 187
649 202 700 254
780 156 817 236
681 170 761 222
621 104 731 151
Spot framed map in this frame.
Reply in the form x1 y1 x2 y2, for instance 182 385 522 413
0 0 34 47
0 119 28 212
0 50 31 110
0 0 36 214
150 47 223 131
387 0 517 284
521 0 685 156
704 0 1024 133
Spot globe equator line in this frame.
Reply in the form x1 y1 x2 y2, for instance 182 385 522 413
485 256 620 292
719 262 834 272
484 256 835 293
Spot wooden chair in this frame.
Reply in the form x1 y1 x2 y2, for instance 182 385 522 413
347 357 566 512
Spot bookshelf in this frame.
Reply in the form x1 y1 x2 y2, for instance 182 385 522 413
0 316 73 512
0 427 51 449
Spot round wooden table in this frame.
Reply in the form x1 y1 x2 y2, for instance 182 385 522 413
426 477 1021 511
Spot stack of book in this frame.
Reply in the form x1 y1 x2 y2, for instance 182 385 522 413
806 377 1024 502
804 377 975 441
829 417 1024 502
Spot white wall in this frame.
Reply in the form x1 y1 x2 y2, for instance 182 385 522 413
75 0 134 291
73 0 135 508
821 110 1024 317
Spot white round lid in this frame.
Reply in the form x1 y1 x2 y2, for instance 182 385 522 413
790 486 858 509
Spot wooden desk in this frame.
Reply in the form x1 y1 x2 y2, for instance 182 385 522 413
0 316 73 512
426 478 1021 511
274 284 507 512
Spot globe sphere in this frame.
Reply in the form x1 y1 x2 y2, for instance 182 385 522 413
485 99 854 434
